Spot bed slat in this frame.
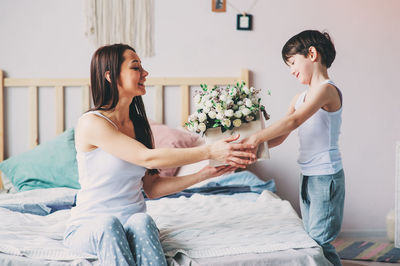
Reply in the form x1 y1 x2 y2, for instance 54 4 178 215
155 85 164 124
180 85 190 126
82 85 90 113
29 86 39 149
56 86 65 135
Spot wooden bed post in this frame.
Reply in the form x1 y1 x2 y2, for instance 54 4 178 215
0 70 4 189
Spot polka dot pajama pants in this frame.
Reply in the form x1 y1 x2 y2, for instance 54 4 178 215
64 213 167 266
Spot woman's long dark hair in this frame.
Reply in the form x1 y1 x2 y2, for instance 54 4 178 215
90 44 158 174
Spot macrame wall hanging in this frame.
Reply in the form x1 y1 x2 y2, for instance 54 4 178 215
84 0 154 57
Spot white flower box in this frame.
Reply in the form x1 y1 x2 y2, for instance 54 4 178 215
185 81 271 166
204 118 270 166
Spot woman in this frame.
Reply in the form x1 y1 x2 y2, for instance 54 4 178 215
63 43 255 266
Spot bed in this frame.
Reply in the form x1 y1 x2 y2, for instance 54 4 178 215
0 69 331 266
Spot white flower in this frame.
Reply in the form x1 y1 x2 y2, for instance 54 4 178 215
216 113 224 120
215 103 223 113
219 94 227 102
243 86 250 95
242 108 251 116
188 121 199 132
250 86 255 93
189 113 198 122
208 110 216 119
203 106 211 113
211 90 218 97
252 96 259 104
237 100 243 106
194 94 201 104
245 115 254 122
245 98 253 108
205 100 213 108
234 110 242 118
224 109 234 117
226 98 234 106
222 119 231 127
201 94 210 103
233 119 242 127
239 105 245 110
198 112 207 122
230 87 237 96
198 122 206 132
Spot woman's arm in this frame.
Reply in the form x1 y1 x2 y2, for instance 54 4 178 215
265 94 298 148
142 165 236 199
75 115 256 169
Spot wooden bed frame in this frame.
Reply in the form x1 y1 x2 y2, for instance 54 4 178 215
0 69 250 189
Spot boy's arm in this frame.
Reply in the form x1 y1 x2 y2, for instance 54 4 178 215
246 85 331 147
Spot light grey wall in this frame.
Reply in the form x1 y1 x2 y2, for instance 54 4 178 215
1 0 399 234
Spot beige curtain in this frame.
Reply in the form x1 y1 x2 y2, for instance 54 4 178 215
84 0 154 57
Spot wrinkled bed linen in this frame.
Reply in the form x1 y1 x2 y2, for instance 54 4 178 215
147 191 318 258
0 181 317 262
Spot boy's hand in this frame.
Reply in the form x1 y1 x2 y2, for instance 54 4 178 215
240 135 260 157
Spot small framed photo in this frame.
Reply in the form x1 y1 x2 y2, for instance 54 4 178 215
237 14 253 31
212 0 226 12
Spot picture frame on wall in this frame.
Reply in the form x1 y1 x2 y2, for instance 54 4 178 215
237 14 253 31
212 0 226 12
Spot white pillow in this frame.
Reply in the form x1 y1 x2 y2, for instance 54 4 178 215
0 172 17 194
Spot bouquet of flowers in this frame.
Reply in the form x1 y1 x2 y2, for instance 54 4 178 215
185 81 270 134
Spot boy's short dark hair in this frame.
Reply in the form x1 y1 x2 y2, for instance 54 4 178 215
282 30 336 68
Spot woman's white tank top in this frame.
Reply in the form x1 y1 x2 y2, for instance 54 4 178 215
294 80 343 176
67 111 147 228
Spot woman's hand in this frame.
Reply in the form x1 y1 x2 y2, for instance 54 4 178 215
208 134 256 168
196 165 237 181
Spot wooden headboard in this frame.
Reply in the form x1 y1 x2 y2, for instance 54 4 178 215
0 69 250 189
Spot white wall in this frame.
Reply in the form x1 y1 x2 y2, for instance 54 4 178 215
1 0 399 234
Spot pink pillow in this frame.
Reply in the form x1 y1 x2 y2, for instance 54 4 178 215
149 120 199 176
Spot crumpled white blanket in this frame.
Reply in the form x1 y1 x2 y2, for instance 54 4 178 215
147 190 318 258
0 188 317 261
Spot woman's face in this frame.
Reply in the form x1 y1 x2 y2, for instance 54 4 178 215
118 49 149 98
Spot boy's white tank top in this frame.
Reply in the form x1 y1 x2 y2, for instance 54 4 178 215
67 111 147 228
294 80 343 176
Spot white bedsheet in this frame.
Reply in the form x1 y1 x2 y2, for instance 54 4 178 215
147 190 318 258
0 188 319 263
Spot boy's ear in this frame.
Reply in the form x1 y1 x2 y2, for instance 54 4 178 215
105 71 111 83
308 46 318 62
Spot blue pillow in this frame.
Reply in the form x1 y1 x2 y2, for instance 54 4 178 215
206 170 276 192
0 128 80 191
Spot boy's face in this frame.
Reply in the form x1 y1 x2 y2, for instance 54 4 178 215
287 54 313 85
